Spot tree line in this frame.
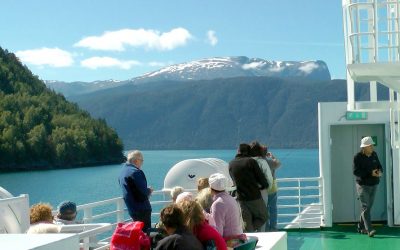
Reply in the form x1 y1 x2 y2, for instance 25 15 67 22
0 47 125 171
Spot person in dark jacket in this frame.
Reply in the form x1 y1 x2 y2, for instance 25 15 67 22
229 143 269 232
353 136 383 237
119 150 153 231
155 204 203 250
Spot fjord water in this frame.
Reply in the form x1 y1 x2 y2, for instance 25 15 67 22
0 149 318 208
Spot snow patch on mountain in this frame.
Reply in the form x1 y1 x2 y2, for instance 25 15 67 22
299 62 320 75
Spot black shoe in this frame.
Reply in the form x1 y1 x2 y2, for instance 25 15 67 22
357 228 367 234
368 230 376 237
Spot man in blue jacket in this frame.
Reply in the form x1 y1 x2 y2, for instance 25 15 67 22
119 150 153 231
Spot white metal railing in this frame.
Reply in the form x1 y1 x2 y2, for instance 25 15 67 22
76 177 324 230
74 190 172 249
62 177 324 249
344 0 400 65
276 177 324 229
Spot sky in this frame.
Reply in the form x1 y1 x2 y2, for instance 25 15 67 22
0 0 345 82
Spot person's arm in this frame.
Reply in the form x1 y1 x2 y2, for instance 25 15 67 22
267 152 281 170
130 171 151 201
258 159 273 189
374 152 383 173
250 158 269 189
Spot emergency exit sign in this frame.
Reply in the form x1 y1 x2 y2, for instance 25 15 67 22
346 111 368 120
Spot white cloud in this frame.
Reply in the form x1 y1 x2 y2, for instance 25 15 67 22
148 61 166 67
74 28 192 51
299 62 319 74
80 57 140 69
207 30 218 46
15 47 73 67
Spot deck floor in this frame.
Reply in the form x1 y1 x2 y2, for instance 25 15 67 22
286 224 400 250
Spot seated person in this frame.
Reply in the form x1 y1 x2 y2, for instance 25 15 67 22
170 186 184 203
155 204 203 250
175 192 193 204
177 200 227 250
209 173 246 247
27 203 60 234
197 177 209 192
196 188 216 227
53 201 81 225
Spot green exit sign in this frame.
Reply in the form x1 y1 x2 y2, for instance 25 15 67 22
346 111 368 120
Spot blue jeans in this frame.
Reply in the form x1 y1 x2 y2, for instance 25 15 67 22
266 192 278 231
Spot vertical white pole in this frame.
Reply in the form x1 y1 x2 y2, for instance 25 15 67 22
370 81 378 102
116 198 125 222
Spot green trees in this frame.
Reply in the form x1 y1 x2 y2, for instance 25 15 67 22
0 47 125 171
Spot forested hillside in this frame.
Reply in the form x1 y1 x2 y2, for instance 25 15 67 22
0 47 125 171
71 77 385 149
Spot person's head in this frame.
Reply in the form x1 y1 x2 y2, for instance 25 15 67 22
160 204 185 235
175 192 193 203
237 143 251 157
197 177 209 191
57 201 77 221
127 150 144 168
30 203 53 224
177 200 205 232
249 141 266 157
170 186 184 202
195 187 213 213
209 173 227 193
360 136 375 156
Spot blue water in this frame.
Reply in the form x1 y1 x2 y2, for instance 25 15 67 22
0 149 318 208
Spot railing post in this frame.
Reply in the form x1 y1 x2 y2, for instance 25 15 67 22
82 237 90 250
83 207 93 223
298 179 301 227
116 198 125 222
319 177 325 226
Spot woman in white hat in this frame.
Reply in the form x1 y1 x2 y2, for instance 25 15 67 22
208 173 246 248
353 136 383 237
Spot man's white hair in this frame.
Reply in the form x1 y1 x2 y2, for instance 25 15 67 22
127 150 142 163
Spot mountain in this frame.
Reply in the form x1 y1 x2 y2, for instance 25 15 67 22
45 57 331 97
0 47 125 171
70 76 384 150
44 79 128 97
135 57 331 82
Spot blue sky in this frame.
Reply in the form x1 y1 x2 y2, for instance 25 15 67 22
1 0 345 82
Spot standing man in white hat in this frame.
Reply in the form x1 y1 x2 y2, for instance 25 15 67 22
353 136 383 237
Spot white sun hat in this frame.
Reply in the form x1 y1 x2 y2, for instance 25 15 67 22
360 136 375 148
209 173 227 191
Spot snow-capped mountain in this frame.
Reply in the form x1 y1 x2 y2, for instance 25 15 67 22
134 56 331 82
45 56 331 97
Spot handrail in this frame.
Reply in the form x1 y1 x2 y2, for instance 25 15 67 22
276 177 324 229
63 176 324 249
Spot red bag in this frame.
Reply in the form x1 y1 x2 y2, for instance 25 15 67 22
110 221 150 250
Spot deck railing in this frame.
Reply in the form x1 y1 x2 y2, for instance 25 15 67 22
73 176 324 248
276 177 324 229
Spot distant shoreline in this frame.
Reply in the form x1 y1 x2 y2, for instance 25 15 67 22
0 159 125 173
